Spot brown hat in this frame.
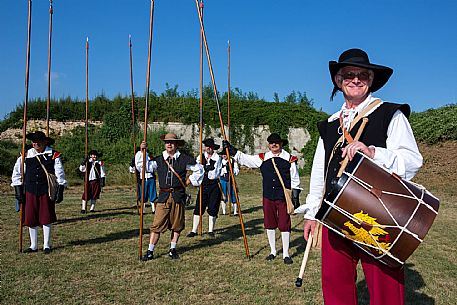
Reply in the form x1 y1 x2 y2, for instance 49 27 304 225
160 133 185 146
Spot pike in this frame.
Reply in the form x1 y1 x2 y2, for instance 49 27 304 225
129 35 140 215
83 37 90 214
198 0 204 236
227 39 232 215
19 0 33 253
138 0 155 260
194 0 250 258
46 0 53 136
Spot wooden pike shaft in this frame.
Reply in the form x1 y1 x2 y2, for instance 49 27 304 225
19 0 33 253
84 37 89 213
198 0 204 236
139 0 155 260
227 40 232 215
46 0 53 136
194 0 250 258
129 35 140 215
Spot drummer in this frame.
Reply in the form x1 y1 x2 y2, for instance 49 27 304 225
300 48 423 305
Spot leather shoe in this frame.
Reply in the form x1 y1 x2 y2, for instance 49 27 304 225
23 248 38 253
265 254 276 261
186 231 197 238
141 250 154 261
283 257 293 265
44 248 52 255
81 210 86 214
208 232 215 238
169 248 179 259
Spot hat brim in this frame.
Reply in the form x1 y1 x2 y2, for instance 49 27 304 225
329 61 393 93
268 139 288 147
26 132 55 146
160 135 185 146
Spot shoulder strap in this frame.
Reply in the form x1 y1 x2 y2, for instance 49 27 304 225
35 155 51 177
164 158 187 189
271 157 290 193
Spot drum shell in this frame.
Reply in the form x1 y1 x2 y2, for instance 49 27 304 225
317 153 439 268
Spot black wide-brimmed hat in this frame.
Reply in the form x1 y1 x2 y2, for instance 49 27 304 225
160 133 185 146
26 131 55 146
267 133 288 146
202 138 220 150
89 150 103 157
329 48 393 95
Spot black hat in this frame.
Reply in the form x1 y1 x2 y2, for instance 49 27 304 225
89 150 103 157
329 48 393 96
26 131 55 146
267 133 288 146
202 138 220 150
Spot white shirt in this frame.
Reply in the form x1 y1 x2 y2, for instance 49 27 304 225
196 152 222 180
11 146 67 186
234 149 300 189
300 95 423 219
136 150 204 187
134 150 155 179
221 158 240 177
79 158 106 181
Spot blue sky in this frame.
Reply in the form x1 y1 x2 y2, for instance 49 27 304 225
1 0 456 120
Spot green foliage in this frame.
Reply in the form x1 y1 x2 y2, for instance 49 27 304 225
0 140 20 176
410 104 457 144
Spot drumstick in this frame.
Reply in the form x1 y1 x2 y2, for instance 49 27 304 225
337 117 369 177
295 231 313 288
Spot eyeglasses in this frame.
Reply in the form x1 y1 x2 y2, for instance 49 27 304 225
339 71 371 82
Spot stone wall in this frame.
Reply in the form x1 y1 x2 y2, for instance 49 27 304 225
1 120 311 168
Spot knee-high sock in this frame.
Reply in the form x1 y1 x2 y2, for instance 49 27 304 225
29 227 38 250
221 201 226 214
192 215 200 233
43 224 52 249
281 231 290 258
90 199 96 211
151 202 155 213
266 229 276 256
209 216 216 233
232 203 237 215
81 200 87 210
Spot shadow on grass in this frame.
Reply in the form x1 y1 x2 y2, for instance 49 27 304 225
64 228 149 248
178 217 265 257
356 263 435 305
55 206 137 225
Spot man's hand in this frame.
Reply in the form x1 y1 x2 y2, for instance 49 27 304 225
222 140 238 156
303 220 317 241
140 141 148 150
55 185 65 203
341 141 375 161
292 189 301 209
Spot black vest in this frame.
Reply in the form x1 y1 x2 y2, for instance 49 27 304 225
260 157 292 200
154 153 196 203
87 161 101 180
318 102 410 194
202 157 218 186
24 151 57 196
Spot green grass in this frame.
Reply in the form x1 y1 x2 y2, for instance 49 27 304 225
0 172 455 305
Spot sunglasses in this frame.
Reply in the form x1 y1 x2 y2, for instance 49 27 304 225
339 71 371 82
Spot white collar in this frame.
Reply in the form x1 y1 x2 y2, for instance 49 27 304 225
204 151 220 161
263 149 290 161
162 150 181 160
328 94 382 122
28 146 52 157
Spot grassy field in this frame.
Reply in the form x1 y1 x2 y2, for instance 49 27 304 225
1 158 456 304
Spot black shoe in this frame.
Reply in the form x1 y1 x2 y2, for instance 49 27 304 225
266 254 276 261
283 257 293 265
23 248 38 253
208 232 215 238
169 248 179 259
89 210 95 213
186 231 197 238
44 248 52 255
141 250 154 261
81 210 86 214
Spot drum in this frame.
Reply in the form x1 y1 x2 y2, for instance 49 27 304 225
315 152 439 268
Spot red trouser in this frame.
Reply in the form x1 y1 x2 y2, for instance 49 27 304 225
321 227 404 305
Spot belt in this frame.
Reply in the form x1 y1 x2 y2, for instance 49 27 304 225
160 186 184 193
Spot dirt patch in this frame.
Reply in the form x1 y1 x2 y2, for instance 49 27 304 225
414 141 457 195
